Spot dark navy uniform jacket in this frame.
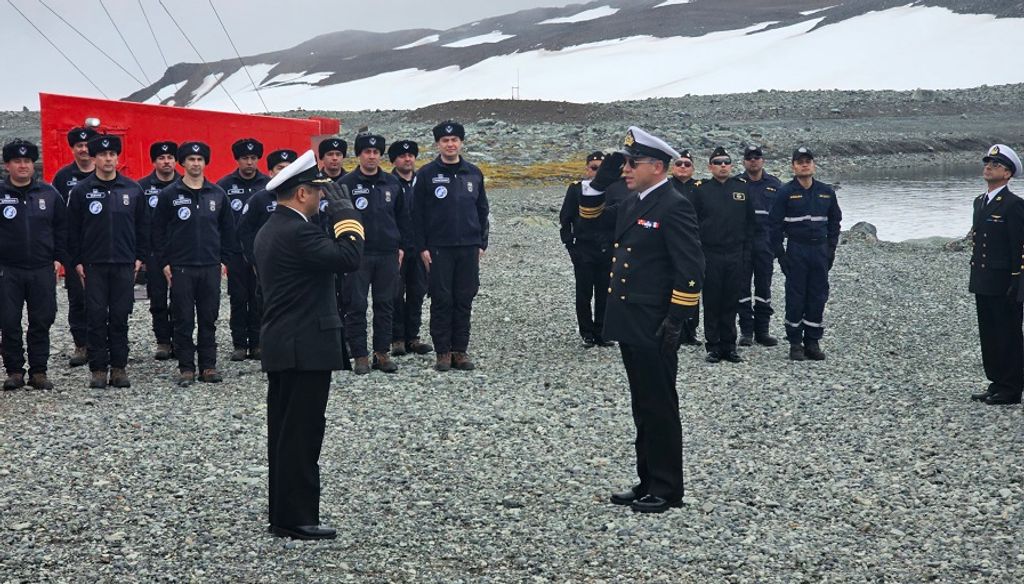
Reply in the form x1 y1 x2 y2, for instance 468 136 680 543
254 206 364 372
152 179 236 267
138 172 180 252
578 179 705 347
670 177 699 206
52 162 93 205
393 170 418 252
970 186 1024 296
0 179 67 269
337 168 410 254
412 157 489 250
739 171 783 241
691 176 755 252
560 179 630 246
67 173 148 266
216 170 269 224
237 189 278 265
769 178 842 258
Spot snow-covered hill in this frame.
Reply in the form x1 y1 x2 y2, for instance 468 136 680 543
128 0 1024 112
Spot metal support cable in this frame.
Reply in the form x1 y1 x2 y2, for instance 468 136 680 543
208 0 269 113
99 0 151 84
138 0 169 69
7 0 110 98
158 0 242 112
37 0 145 87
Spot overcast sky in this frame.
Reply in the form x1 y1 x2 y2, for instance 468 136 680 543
1 0 581 110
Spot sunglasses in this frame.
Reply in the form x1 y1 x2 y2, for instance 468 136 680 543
710 158 732 166
985 160 1008 170
625 158 659 169
674 160 693 168
744 155 763 161
587 164 601 171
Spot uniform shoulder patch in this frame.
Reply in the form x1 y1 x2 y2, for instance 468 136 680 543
735 176 747 183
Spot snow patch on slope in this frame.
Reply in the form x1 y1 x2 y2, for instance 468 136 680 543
394 34 440 50
442 31 516 48
539 6 619 24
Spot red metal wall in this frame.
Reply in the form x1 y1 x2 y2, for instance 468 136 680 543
40 93 340 182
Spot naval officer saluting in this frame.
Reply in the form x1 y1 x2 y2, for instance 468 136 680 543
254 151 364 539
580 127 704 513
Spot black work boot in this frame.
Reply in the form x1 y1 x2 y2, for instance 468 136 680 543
804 340 826 361
755 332 779 347
738 334 753 347
89 370 108 389
229 348 248 362
788 343 806 361
3 372 25 390
407 338 433 354
390 341 407 356
69 346 88 367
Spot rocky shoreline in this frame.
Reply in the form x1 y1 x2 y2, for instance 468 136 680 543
1 187 1019 582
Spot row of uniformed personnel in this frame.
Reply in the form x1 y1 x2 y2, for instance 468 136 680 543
0 120 489 391
562 141 842 364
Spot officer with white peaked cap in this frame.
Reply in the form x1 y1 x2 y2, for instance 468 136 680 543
579 126 704 513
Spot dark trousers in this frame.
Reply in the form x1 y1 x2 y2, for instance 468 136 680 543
569 243 611 340
147 254 171 344
619 342 683 499
976 294 1024 399
703 249 743 353
427 246 480 354
267 369 330 527
738 242 775 336
0 265 57 375
169 265 221 372
392 249 428 343
343 252 399 358
84 264 134 371
227 255 261 350
783 241 830 344
64 267 87 347
334 274 352 370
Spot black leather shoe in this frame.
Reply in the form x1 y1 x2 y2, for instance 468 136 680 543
723 351 743 363
582 337 596 348
610 485 643 506
755 333 779 347
970 390 994 402
270 525 337 540
630 494 682 514
985 393 1022 405
738 335 753 347
594 336 616 347
705 351 721 364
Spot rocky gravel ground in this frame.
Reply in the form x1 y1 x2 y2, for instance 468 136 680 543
4 84 1024 181
1 187 1022 583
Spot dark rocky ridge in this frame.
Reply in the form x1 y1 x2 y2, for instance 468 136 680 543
124 0 1024 109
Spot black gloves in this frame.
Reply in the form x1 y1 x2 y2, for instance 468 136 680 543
589 152 624 191
321 181 354 227
655 315 683 356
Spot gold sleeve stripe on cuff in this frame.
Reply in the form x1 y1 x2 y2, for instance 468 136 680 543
334 220 364 238
671 297 699 306
578 204 605 218
672 291 700 299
